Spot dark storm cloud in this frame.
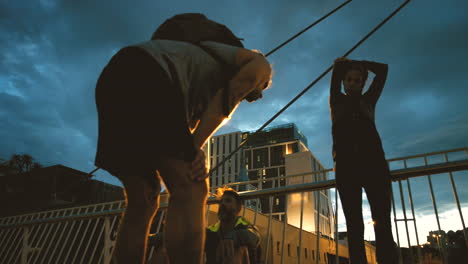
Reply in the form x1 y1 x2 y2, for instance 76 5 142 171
1 0 467 200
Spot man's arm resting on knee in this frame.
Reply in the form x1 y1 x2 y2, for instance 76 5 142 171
222 225 260 249
193 50 271 148
232 226 261 249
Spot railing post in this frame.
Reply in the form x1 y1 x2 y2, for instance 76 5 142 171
315 186 321 264
389 166 403 264
404 160 422 263
444 153 468 248
21 227 30 264
297 175 305 264
254 176 261 225
424 156 446 264
265 194 274 264
397 179 413 262
406 178 422 263
335 188 339 264
103 216 115 264
156 210 166 233
280 195 288 264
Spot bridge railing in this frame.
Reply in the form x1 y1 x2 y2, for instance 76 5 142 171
1 147 467 264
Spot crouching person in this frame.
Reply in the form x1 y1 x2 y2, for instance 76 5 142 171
148 187 261 264
205 188 261 264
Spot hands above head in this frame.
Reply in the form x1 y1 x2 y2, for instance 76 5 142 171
334 57 351 64
191 148 209 181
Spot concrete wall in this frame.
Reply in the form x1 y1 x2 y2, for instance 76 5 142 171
206 203 377 264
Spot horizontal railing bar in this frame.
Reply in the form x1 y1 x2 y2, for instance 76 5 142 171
216 148 468 189
386 147 467 162
1 159 467 229
219 169 333 187
395 219 415 222
391 159 468 181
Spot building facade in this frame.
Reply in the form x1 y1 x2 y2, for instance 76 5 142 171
206 131 244 189
207 123 335 237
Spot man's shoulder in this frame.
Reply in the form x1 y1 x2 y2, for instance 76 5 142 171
207 221 221 233
133 39 195 50
234 217 258 230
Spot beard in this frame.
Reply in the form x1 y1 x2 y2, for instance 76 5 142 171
245 90 262 102
218 206 237 221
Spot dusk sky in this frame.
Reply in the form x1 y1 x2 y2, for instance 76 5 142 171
1 0 467 246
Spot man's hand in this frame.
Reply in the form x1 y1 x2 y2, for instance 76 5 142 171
191 148 208 181
216 239 235 263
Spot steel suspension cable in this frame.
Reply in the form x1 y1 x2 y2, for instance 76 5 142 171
209 0 412 175
264 0 352 57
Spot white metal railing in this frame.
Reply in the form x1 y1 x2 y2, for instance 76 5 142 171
1 147 467 264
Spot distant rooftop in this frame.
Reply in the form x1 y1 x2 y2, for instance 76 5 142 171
244 123 308 148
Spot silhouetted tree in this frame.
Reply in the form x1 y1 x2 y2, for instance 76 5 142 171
5 154 42 174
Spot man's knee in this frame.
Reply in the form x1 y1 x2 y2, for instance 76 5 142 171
170 180 208 202
122 176 162 210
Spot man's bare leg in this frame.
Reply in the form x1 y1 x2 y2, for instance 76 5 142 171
112 170 161 264
158 158 209 264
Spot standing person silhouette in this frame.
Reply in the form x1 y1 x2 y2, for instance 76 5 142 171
94 13 272 264
329 57 397 263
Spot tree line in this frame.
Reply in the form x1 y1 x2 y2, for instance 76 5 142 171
0 154 43 175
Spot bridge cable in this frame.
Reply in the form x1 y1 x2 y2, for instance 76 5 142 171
87 0 353 177
209 0 412 176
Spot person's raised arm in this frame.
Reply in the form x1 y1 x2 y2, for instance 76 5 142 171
330 57 348 102
362 60 388 104
192 50 271 148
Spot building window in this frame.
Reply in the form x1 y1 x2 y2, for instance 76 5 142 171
244 150 251 169
270 145 285 166
312 250 315 260
216 138 219 154
215 178 218 186
229 134 232 153
276 198 280 206
253 148 268 168
277 241 280 255
287 244 290 257
286 142 299 154
221 177 224 185
305 248 308 259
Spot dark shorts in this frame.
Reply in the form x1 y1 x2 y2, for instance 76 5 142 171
95 47 196 176
335 153 391 189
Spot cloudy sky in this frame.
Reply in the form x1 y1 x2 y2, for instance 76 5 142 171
1 0 467 246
